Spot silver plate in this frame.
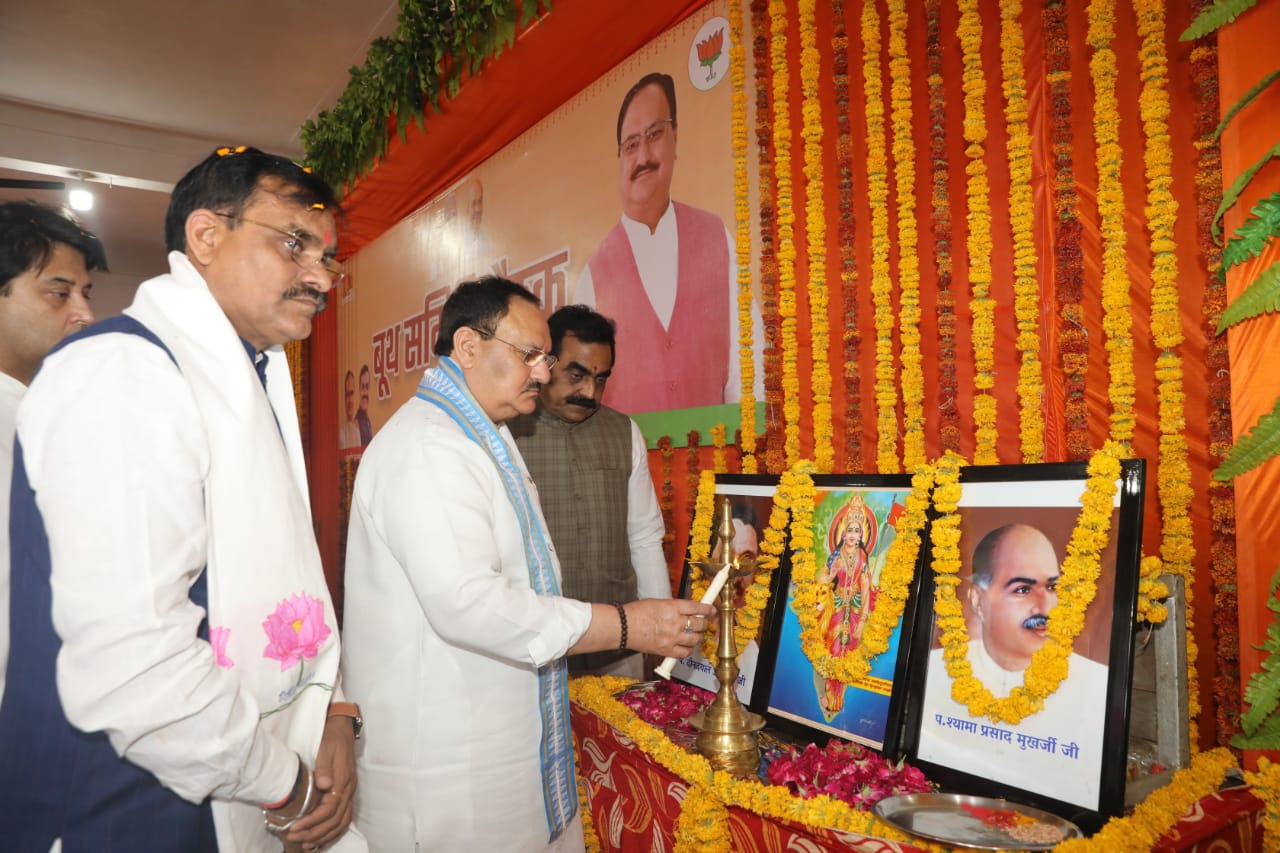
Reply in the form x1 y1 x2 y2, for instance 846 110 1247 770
873 793 1082 850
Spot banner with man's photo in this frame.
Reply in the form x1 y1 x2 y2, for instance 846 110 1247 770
334 3 756 455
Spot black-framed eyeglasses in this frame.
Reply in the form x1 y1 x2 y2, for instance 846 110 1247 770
619 118 675 156
216 213 346 284
468 327 558 369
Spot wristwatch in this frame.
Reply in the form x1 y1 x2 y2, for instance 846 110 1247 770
328 702 364 740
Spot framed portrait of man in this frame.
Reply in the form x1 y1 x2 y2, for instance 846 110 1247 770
902 460 1145 833
752 475 923 753
672 475 784 706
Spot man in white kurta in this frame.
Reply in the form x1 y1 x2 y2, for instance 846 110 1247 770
0 150 364 852
0 200 103 708
342 278 715 852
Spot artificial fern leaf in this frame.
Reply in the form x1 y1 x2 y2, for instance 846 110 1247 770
1215 70 1280 140
1214 145 1280 244
1182 0 1259 40
1217 261 1280 332
1232 710 1280 750
1221 193 1280 269
1214 395 1280 480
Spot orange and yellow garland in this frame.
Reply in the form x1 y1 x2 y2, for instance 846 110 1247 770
798 0 833 473
957 0 998 464
862 0 898 475
998 0 1045 464
729 0 758 475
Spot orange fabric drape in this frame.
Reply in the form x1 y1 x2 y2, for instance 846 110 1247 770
1218 2 1280 766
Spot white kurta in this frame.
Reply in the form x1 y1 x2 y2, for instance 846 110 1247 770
15 252 361 851
0 369 25 706
342 394 592 852
575 201 763 403
918 640 1110 809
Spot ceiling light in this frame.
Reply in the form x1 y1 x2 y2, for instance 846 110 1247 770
69 187 94 211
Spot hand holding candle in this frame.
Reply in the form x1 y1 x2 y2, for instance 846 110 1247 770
655 563 732 680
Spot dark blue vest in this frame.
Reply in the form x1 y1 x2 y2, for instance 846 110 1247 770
0 316 217 852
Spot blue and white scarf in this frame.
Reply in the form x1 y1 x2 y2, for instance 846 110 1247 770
416 357 577 842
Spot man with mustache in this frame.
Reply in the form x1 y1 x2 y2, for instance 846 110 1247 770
576 71 762 413
918 522 1110 810
510 305 670 678
0 148 364 851
341 279 712 850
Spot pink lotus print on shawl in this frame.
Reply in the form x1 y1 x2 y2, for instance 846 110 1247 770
209 626 235 669
263 593 332 670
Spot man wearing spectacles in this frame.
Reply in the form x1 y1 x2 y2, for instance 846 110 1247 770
0 148 364 851
510 305 670 680
341 277 713 851
577 71 763 414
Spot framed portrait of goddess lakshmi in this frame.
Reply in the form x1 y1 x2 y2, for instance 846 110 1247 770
752 475 923 754
902 459 1145 834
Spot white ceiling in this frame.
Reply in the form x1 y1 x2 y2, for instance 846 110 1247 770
0 0 400 316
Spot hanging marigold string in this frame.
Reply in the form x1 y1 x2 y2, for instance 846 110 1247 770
729 0 758 475
937 443 1125 724
1132 0 1184 646
832 0 864 473
887 0 925 472
1189 1 1238 748
752 0 784 476
1086 0 1136 447
861 0 898 474
1044 0 1090 462
769 0 801 469
673 783 732 853
998 0 1045 464
799 0 833 473
710 424 728 474
957 0 998 464
926 0 959 455
685 431 701 540
659 435 677 577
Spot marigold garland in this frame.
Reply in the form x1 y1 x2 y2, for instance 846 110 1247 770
674 783 732 853
659 436 677 578
938 443 1125 724
729 0 758 476
925 0 960 455
887 0 925 472
571 677 1241 853
795 457 933 685
1086 0 1136 447
711 424 728 474
999 0 1046 464
861 0 899 475
957 0 998 464
751 0 784 476
768 0 801 469
832 0 864 473
798 0 833 474
1189 3 1239 747
1242 757 1280 853
1044 0 1090 463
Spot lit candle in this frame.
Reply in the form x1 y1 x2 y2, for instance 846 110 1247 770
654 564 732 680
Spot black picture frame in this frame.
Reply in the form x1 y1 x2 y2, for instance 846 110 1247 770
670 474 786 707
750 474 923 755
900 460 1146 835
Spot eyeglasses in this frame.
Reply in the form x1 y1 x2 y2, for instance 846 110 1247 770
216 213 346 284
469 327 558 369
619 118 675 156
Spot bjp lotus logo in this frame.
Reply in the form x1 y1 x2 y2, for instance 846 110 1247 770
696 27 725 83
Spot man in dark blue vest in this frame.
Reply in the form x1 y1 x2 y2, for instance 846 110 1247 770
0 148 365 852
